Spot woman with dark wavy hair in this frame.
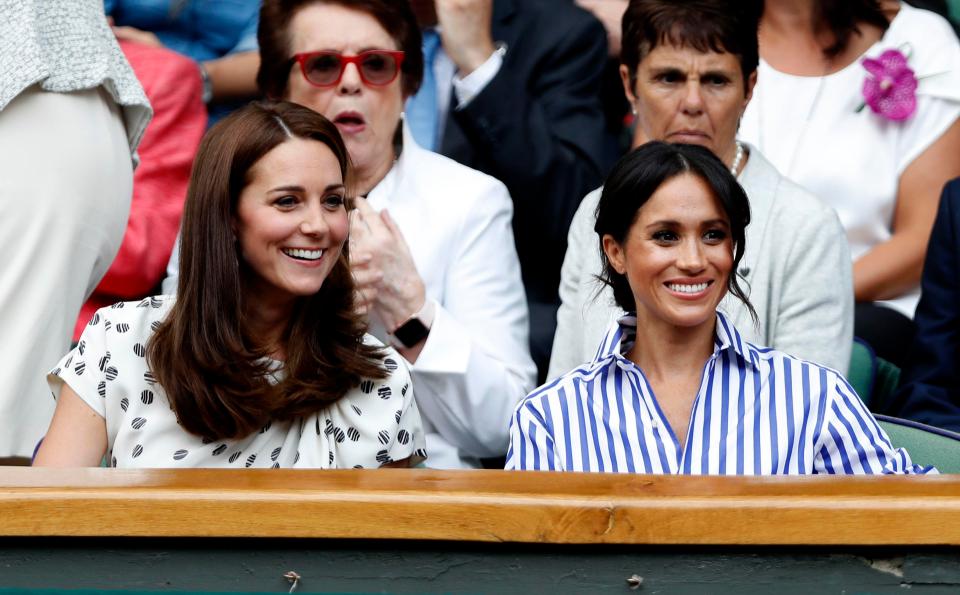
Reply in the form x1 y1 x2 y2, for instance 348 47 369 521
740 0 960 368
508 142 930 475
35 101 426 469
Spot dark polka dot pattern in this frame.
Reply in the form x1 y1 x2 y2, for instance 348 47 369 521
54 297 424 470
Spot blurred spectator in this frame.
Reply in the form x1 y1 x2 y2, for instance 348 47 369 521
73 40 207 341
550 0 853 379
892 179 960 431
105 0 262 122
405 0 614 378
0 0 150 459
739 0 960 368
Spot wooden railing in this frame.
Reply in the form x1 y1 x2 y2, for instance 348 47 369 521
1 468 958 545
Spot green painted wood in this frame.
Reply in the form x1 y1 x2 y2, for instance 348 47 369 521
0 539 958 593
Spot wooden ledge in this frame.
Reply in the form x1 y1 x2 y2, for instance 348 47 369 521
1 468 958 544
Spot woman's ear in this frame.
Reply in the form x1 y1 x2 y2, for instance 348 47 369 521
602 234 627 275
619 64 638 106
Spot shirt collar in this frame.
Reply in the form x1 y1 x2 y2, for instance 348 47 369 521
593 311 757 369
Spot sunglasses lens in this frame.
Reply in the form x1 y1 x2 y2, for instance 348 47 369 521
360 52 399 85
304 53 343 86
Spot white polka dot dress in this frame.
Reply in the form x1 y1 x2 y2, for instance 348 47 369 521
48 296 427 468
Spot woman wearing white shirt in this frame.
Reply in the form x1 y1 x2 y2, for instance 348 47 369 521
739 0 960 367
248 0 536 469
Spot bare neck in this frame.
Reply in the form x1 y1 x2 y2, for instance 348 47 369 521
242 293 294 361
627 313 716 383
355 151 396 197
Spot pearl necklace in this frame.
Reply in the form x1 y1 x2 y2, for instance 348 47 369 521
730 141 744 177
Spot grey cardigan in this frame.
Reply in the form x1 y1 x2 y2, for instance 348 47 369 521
548 144 853 379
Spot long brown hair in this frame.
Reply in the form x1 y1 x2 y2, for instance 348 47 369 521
147 100 387 440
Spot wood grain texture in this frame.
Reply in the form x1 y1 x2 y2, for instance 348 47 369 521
0 468 958 544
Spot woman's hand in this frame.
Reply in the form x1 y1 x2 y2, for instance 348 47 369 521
350 198 427 334
435 0 496 76
853 118 960 301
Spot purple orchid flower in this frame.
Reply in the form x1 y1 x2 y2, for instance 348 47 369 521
860 48 918 121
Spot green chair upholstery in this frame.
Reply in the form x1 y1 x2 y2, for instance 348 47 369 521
847 338 901 414
875 414 960 473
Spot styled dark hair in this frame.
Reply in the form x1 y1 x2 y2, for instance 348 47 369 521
595 142 756 322
147 100 387 441
795 0 891 59
257 0 424 99
621 0 762 90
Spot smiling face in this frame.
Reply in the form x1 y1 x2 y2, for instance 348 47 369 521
603 172 733 331
621 44 756 166
234 137 349 309
285 3 404 189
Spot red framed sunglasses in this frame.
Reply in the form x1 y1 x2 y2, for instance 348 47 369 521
291 50 406 87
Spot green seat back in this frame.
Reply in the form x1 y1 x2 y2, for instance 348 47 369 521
876 415 960 474
847 340 875 407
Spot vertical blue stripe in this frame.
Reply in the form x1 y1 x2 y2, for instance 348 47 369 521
612 366 637 473
582 377 606 472
572 378 592 472
557 387 575 471
528 421 539 471
796 363 812 473
766 360 781 474
697 357 717 474
810 367 830 467
598 366 620 472
834 379 889 469
624 369 657 473
541 398 557 470
752 362 763 475
717 351 732 474
735 355 747 475
781 362 797 472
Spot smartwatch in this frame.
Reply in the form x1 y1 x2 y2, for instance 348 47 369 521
391 301 434 349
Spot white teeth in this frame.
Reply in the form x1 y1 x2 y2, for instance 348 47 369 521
283 248 323 261
668 282 709 294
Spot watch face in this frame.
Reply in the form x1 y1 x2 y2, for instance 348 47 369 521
393 317 429 348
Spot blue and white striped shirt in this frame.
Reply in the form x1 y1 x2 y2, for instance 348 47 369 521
507 313 932 474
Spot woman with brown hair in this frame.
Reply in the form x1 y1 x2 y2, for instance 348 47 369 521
34 101 426 469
